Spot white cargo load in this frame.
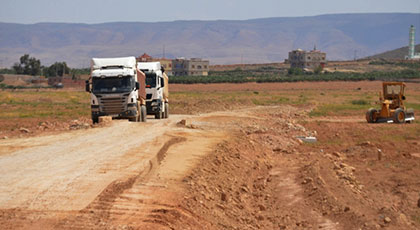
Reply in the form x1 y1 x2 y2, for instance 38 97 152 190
91 57 137 70
137 62 161 71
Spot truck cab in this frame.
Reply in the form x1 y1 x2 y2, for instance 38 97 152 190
86 57 147 123
137 62 169 119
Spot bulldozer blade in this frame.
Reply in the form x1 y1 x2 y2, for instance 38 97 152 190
405 114 415 123
376 116 414 123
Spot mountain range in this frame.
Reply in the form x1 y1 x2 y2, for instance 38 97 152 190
0 13 419 68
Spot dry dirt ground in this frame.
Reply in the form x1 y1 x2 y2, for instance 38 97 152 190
1 81 420 229
0 105 419 230
169 81 417 92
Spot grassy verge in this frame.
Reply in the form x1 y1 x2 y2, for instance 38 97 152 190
0 91 90 120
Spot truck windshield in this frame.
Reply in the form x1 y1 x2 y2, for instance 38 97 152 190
92 76 134 93
145 73 157 88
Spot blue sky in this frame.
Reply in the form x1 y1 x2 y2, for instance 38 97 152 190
1 0 419 24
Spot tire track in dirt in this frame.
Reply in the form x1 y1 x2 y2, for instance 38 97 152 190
271 163 339 230
156 137 187 165
52 115 227 230
56 136 188 229
105 130 224 230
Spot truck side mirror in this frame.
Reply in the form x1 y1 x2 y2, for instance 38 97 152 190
85 80 90 92
161 66 165 73
135 82 140 90
161 77 164 87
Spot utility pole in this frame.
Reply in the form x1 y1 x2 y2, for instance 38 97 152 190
163 45 165 59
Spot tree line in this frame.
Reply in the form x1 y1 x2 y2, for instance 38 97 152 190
3 54 420 84
1 54 90 77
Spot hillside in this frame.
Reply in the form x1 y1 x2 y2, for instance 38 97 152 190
369 44 420 59
0 13 419 67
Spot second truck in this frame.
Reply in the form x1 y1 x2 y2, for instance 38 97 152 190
137 62 169 119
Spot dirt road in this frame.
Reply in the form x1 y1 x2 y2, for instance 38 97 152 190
0 106 419 230
0 111 228 228
0 116 185 210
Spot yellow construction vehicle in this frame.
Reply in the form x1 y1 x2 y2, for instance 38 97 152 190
366 81 415 123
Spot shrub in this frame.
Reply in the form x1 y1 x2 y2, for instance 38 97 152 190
314 65 323 74
351 99 368 105
288 67 304 75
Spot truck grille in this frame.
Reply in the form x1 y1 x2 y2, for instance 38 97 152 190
99 96 126 115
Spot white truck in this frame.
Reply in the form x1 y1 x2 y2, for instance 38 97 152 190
137 62 169 119
85 56 147 123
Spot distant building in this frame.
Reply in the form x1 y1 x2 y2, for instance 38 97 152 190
137 54 173 76
137 53 153 62
288 48 326 70
172 58 188 76
172 58 209 76
153 58 173 76
137 53 209 76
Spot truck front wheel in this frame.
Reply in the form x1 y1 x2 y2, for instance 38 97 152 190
92 114 99 124
164 103 169 119
129 103 141 122
141 105 147 122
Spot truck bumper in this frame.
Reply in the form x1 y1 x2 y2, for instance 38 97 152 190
146 99 162 114
91 104 138 119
